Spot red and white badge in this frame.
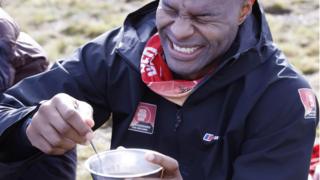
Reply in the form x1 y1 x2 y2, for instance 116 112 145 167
298 88 317 119
128 102 157 134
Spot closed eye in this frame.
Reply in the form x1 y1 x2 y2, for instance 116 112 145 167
164 7 178 16
193 12 219 23
194 15 212 23
161 1 178 17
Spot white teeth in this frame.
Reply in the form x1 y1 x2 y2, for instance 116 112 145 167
173 43 198 54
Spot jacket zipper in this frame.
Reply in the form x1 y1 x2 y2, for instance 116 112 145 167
174 107 183 131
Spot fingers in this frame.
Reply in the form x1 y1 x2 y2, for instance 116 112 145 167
48 110 86 144
26 123 71 155
26 93 95 155
145 153 179 173
46 95 94 144
54 95 94 136
75 100 95 128
34 135 67 155
144 152 182 179
41 125 76 150
116 146 126 150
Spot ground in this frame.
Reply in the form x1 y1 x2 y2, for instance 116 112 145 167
2 0 319 179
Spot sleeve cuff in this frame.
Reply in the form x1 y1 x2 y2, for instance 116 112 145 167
0 117 40 162
19 118 38 154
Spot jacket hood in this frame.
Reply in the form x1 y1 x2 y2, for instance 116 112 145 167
115 1 158 70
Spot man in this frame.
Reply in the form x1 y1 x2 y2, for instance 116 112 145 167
0 0 318 179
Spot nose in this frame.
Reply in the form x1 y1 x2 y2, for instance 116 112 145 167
170 16 194 40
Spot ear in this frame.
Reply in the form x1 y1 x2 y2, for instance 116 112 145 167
238 0 255 25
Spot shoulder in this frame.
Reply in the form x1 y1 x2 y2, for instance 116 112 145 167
246 74 318 138
245 42 318 137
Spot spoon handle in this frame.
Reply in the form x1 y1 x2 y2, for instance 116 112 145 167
90 140 99 155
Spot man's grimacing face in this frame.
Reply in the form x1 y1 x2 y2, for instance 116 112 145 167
156 0 245 79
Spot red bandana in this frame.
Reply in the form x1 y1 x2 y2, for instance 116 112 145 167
310 144 320 176
140 34 201 106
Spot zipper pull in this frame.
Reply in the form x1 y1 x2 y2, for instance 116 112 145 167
174 109 183 131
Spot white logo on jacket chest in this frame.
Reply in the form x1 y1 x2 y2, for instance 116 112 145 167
203 133 220 142
128 102 157 134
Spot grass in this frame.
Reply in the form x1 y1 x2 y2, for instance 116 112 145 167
3 0 143 61
3 0 319 75
265 12 319 74
2 0 319 179
261 0 319 74
264 2 292 14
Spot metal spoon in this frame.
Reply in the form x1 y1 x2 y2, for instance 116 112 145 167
89 140 104 173
89 140 99 155
72 101 104 172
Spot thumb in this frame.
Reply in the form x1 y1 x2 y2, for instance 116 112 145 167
75 100 95 128
85 117 95 128
145 152 180 177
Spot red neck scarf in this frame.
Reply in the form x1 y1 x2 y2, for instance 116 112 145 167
140 34 202 106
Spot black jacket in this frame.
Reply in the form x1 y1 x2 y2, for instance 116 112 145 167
0 1 318 180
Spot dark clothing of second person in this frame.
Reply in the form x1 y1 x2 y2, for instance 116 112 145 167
0 39 15 91
11 32 48 84
0 1 318 180
0 8 48 92
0 7 72 180
0 33 49 92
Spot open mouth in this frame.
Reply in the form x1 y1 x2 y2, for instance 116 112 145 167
167 39 204 61
172 43 201 54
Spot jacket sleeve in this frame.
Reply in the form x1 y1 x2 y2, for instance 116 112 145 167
0 39 15 92
0 31 117 164
232 78 319 180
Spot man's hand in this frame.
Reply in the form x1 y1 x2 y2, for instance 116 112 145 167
26 93 94 155
140 152 183 180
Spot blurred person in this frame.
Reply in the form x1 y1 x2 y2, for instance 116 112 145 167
0 6 75 180
0 6 19 92
0 7 48 92
0 0 318 180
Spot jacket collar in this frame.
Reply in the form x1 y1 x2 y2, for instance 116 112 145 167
116 1 158 73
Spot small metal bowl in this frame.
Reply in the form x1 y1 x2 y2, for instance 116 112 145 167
85 148 163 180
